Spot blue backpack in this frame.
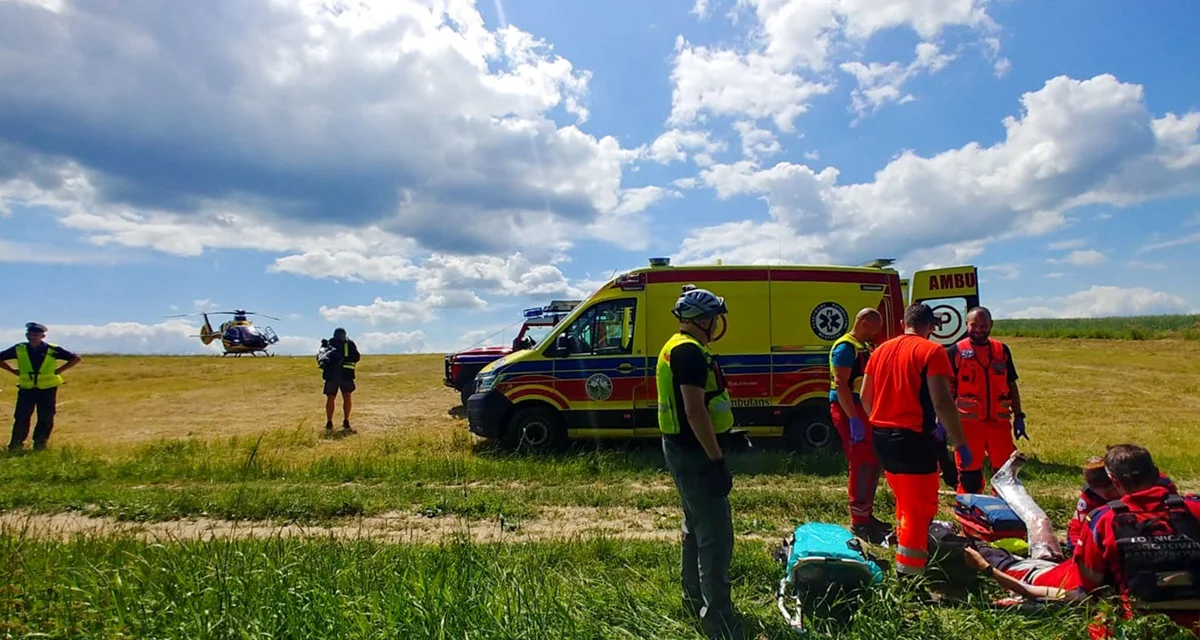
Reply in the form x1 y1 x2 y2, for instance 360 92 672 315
775 523 885 632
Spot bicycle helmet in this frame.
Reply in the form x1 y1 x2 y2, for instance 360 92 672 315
672 287 728 320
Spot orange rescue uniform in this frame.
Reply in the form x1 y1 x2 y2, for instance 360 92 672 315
947 337 1018 494
865 334 955 576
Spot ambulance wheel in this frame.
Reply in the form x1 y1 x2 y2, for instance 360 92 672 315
784 405 838 453
503 406 565 453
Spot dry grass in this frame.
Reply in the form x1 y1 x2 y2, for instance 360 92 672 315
19 339 1200 475
24 353 459 448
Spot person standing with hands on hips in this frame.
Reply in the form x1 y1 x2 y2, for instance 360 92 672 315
828 307 892 543
1 322 82 452
657 286 743 640
860 303 971 581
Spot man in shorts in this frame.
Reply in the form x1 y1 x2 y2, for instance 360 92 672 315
322 328 360 433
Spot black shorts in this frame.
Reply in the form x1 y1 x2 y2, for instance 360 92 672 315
323 377 356 395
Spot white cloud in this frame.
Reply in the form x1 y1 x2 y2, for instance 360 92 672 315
1049 249 1106 266
1095 212 1114 221
1043 272 1066 279
1139 232 1200 253
667 38 833 132
1005 286 1193 319
0 0 657 288
737 0 994 72
733 121 782 161
840 42 956 120
1126 260 1168 270
414 253 593 307
0 238 132 265
804 150 820 161
678 74 1200 268
986 264 1021 280
318 298 435 326
355 330 428 354
647 129 726 165
691 0 711 19
1048 238 1086 250
0 320 318 355
983 37 1010 77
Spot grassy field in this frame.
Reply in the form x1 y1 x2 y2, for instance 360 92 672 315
993 314 1200 340
2 337 1200 638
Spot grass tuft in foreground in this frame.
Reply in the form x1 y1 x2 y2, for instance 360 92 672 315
9 533 1195 640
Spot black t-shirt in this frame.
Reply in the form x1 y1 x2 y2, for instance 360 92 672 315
946 341 1018 383
0 342 77 374
324 338 361 379
665 340 715 449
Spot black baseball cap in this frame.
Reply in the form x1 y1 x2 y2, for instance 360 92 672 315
25 322 47 334
333 327 347 338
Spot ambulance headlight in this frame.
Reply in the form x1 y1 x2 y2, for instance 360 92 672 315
475 373 497 394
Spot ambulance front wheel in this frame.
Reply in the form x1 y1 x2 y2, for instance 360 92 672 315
503 405 566 453
784 404 839 453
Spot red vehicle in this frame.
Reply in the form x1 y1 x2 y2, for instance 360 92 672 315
444 300 580 406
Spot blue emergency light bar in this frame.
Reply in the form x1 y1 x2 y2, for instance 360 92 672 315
523 307 545 318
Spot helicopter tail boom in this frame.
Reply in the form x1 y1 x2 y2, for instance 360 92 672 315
199 314 217 346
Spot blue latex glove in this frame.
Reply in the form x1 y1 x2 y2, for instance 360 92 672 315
1013 416 1029 441
955 444 974 470
849 417 865 444
934 420 946 443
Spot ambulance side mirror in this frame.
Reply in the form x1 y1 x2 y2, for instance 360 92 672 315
546 334 569 357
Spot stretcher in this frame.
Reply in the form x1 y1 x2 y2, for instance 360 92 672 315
773 522 885 634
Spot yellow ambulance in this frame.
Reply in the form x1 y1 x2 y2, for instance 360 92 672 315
466 258 980 452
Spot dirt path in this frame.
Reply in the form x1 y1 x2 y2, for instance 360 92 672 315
0 507 776 544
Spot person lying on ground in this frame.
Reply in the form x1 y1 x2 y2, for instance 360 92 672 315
964 544 1088 603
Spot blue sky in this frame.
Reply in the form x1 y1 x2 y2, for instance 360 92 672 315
1 0 1198 354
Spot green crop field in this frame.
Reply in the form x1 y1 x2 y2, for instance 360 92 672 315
993 314 1200 341
2 337 1200 639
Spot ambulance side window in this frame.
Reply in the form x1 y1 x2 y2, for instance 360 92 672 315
560 298 636 356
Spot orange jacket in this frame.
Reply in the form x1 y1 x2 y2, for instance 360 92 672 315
951 338 1012 422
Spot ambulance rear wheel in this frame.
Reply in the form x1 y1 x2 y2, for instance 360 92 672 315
503 406 566 453
784 406 838 453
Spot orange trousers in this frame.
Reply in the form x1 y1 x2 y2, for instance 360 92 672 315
955 419 1016 494
884 471 940 575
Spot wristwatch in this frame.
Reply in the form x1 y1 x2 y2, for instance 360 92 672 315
1015 412 1026 419
984 566 995 577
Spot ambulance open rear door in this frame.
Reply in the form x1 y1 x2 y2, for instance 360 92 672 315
909 266 980 346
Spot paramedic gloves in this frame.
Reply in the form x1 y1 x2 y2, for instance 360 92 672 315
955 444 974 470
849 417 866 444
707 457 733 498
1013 416 1029 441
934 420 946 443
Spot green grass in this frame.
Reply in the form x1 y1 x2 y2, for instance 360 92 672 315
4 342 1200 638
8 533 1195 640
993 315 1200 340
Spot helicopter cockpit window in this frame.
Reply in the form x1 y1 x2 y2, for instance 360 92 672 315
558 299 636 357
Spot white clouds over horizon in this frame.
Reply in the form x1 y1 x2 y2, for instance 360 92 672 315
1 0 1199 353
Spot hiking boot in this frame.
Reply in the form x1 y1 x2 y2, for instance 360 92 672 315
852 521 890 545
869 515 895 537
324 421 334 431
32 441 47 451
341 421 357 434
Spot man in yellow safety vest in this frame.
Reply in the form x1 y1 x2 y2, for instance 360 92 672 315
0 322 82 452
657 286 743 640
